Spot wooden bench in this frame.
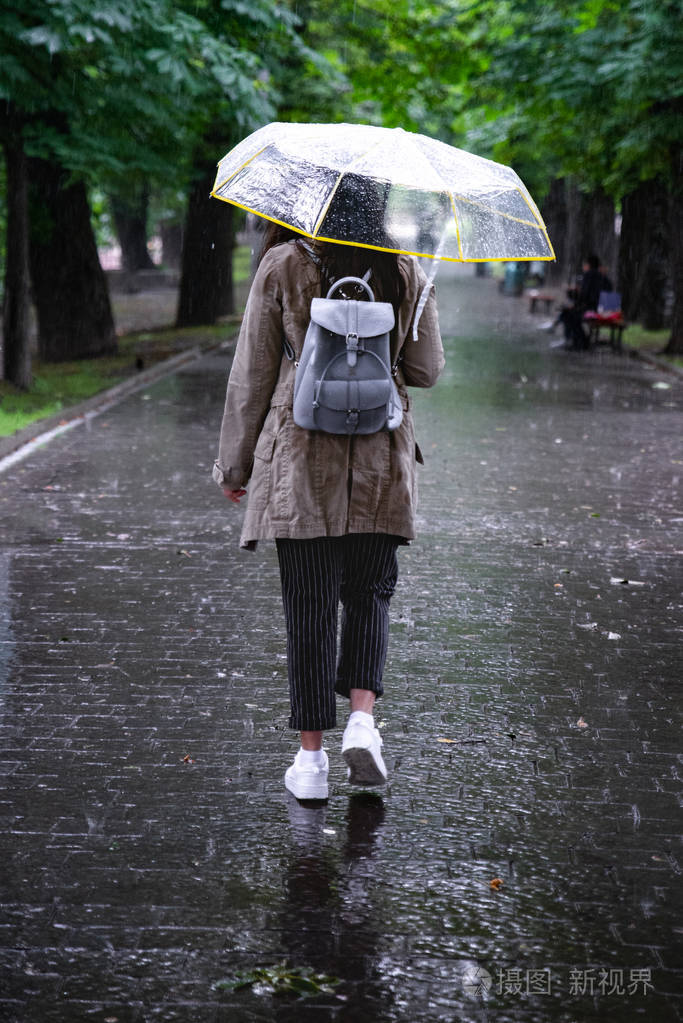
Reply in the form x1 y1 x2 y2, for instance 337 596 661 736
584 312 627 351
527 289 556 314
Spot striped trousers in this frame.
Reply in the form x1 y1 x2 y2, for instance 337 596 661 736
275 534 401 731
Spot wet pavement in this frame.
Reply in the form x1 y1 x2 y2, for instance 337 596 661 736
1 265 682 1022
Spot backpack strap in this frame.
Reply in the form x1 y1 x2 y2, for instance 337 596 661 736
295 238 322 267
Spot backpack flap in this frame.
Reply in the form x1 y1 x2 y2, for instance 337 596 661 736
310 298 395 339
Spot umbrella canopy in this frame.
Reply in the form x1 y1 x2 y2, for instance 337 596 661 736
211 121 554 263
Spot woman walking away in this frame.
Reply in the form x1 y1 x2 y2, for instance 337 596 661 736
213 190 444 801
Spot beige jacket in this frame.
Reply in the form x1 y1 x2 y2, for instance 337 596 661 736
213 240 444 548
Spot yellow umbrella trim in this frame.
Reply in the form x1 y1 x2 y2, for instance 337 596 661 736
211 192 555 263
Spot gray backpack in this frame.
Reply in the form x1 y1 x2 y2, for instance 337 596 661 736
292 275 403 435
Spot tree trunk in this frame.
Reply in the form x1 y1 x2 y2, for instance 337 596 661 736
664 147 683 354
28 156 117 362
563 179 584 283
110 185 156 272
160 221 183 269
618 186 646 321
577 186 619 281
2 133 32 388
639 182 669 331
618 178 670 328
540 178 567 285
176 163 235 327
542 180 619 288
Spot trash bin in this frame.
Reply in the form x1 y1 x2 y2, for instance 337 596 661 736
502 262 525 296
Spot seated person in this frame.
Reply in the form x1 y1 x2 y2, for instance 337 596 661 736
556 255 614 349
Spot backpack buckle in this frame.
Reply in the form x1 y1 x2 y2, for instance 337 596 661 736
346 332 359 367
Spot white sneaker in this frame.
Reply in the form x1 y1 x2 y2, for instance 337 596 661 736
342 715 387 787
284 750 329 801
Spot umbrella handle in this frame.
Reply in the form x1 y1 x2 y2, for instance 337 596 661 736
326 276 375 301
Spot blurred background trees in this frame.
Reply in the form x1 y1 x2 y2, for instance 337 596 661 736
2 0 682 388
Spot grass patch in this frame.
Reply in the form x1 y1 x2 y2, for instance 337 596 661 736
622 324 683 371
0 324 231 439
0 357 127 435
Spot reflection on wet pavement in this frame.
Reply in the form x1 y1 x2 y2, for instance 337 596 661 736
0 266 681 1021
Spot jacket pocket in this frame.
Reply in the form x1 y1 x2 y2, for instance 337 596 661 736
248 429 276 509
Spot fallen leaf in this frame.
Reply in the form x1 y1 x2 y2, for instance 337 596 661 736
490 878 504 890
607 631 621 640
576 717 589 729
437 737 457 744
183 754 195 764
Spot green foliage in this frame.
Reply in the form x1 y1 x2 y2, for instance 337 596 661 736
214 962 341 998
0 0 280 189
462 0 683 197
2 0 679 203
280 0 490 138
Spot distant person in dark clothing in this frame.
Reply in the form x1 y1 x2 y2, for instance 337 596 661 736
558 254 613 349
579 254 613 313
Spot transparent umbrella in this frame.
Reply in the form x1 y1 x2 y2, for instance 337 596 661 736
211 121 554 264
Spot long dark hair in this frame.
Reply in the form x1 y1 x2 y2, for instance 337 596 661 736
257 173 405 313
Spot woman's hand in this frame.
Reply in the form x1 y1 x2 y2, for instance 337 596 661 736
223 487 247 504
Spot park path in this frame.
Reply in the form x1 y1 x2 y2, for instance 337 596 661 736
1 266 682 1022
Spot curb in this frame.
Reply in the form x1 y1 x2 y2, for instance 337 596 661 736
0 342 228 472
628 347 683 379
